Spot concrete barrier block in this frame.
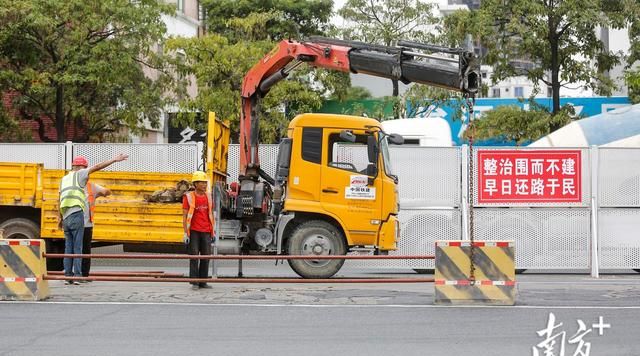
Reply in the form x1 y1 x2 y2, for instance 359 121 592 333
435 240 516 305
0 239 49 301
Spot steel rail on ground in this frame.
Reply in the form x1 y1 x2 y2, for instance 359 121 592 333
44 253 435 283
44 253 434 260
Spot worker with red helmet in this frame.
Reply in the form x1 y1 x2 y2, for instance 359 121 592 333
81 177 111 282
182 171 214 290
58 153 128 285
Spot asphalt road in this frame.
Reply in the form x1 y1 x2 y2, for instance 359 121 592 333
2 263 640 356
1 302 638 356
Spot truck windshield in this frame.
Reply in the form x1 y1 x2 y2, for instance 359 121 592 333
380 136 396 179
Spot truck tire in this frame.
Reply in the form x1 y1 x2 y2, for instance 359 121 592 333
0 218 40 239
286 220 347 279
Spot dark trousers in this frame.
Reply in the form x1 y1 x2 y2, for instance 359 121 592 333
188 230 212 283
82 227 93 277
63 211 84 277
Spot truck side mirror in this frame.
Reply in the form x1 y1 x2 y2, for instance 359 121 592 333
388 133 404 145
366 163 377 177
339 130 356 143
367 135 378 164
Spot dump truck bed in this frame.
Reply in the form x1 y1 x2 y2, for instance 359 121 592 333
0 162 42 208
40 170 191 244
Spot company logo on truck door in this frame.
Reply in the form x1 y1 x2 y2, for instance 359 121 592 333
350 175 368 187
346 175 375 200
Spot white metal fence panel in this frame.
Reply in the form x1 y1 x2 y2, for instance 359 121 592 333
72 143 199 173
473 208 591 269
471 147 591 207
0 143 65 169
390 146 460 208
599 148 640 207
598 209 640 269
226 144 279 182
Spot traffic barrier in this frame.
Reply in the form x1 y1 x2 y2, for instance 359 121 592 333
434 240 515 305
0 239 49 301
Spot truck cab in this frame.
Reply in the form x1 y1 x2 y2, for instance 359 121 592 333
281 114 400 270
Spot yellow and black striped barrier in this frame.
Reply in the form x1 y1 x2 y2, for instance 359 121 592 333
0 239 49 301
435 240 515 305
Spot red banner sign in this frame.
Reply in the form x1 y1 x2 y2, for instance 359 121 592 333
477 150 582 203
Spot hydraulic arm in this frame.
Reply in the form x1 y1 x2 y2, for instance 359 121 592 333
239 36 480 179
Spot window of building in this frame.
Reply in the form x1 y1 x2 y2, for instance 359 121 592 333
492 88 501 98
198 1 205 21
481 72 487 79
547 86 553 97
514 86 524 97
176 0 184 13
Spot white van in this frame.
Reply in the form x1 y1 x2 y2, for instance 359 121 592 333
380 117 453 146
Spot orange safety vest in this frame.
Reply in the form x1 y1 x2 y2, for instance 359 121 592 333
87 182 96 223
185 191 214 236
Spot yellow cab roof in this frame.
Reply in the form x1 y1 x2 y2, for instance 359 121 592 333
288 113 382 130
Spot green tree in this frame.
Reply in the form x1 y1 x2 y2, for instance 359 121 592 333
626 7 640 104
338 0 439 119
443 1 639 121
170 2 347 143
468 102 574 145
0 108 30 142
626 70 640 104
202 0 334 41
0 0 177 142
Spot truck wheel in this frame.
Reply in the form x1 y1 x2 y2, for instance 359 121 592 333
287 220 346 279
0 218 40 239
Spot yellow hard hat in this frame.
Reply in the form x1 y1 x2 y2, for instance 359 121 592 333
191 171 208 183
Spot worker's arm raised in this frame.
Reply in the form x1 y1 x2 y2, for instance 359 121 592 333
88 154 129 174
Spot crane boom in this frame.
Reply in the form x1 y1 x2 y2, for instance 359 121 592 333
239 37 480 179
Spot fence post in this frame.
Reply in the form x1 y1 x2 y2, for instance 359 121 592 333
197 141 205 171
65 141 73 170
460 144 469 241
590 145 599 278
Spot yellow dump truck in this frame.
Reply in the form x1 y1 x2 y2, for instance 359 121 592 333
0 114 229 269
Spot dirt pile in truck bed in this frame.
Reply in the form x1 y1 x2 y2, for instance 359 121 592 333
144 180 192 203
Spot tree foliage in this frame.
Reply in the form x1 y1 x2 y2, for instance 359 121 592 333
442 0 640 119
0 108 30 142
202 0 333 41
468 102 574 145
0 0 178 142
338 0 439 118
171 0 347 143
626 70 640 104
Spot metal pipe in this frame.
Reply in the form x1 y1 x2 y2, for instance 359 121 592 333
403 50 459 63
47 271 184 277
397 40 464 54
45 275 434 284
44 253 434 260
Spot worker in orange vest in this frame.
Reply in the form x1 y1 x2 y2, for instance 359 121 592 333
182 171 214 290
81 179 111 282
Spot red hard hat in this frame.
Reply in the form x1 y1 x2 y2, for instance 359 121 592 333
72 156 88 167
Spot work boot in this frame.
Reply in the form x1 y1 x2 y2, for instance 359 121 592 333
199 283 212 289
191 284 200 290
65 280 79 285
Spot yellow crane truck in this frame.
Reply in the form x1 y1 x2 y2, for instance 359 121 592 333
0 37 478 278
